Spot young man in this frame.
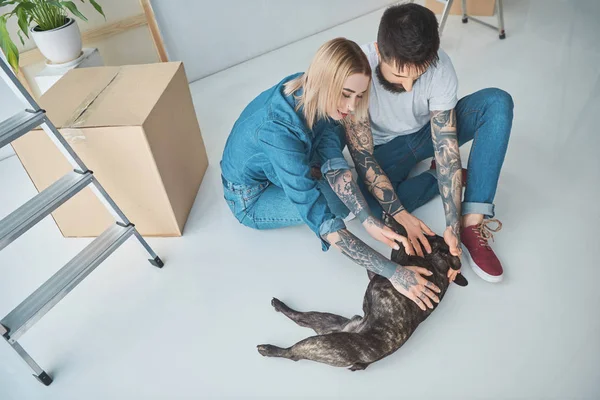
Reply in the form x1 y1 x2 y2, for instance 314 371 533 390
344 3 513 282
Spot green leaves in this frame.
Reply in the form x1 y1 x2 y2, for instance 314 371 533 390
15 3 32 38
0 15 19 71
59 1 87 21
0 0 106 72
0 1 19 9
88 0 104 19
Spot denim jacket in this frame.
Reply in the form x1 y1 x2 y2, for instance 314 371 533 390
220 73 349 250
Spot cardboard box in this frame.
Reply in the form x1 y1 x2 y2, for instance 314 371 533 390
12 62 208 237
425 0 496 17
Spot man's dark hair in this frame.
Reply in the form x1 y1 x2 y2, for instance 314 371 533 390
377 3 440 72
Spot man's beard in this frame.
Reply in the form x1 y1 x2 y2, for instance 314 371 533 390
376 64 409 94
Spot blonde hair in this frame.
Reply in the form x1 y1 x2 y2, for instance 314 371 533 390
284 38 371 129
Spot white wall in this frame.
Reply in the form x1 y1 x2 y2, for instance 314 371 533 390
150 0 398 82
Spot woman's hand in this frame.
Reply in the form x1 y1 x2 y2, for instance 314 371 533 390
389 266 441 310
363 216 411 251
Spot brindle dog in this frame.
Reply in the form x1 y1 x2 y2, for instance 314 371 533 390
257 215 468 370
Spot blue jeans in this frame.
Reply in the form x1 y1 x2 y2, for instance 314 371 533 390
360 88 514 218
222 175 350 230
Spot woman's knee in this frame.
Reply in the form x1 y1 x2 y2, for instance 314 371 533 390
233 208 258 229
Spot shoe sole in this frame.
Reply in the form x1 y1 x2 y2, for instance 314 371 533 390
461 244 503 283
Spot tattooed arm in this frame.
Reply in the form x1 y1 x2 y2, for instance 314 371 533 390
324 229 441 311
430 109 463 255
324 168 407 250
342 118 405 216
324 169 371 223
343 118 435 257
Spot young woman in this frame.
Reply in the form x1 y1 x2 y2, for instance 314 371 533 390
220 38 440 310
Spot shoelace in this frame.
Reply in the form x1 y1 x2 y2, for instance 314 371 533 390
473 219 503 249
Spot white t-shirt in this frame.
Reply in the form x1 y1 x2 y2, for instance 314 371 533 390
361 42 459 145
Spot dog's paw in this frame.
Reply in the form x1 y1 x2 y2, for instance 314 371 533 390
349 362 369 371
271 297 286 312
257 344 271 357
257 344 285 358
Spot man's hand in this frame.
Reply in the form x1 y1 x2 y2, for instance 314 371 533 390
443 226 462 257
389 266 441 311
393 210 435 257
447 267 461 282
363 216 411 251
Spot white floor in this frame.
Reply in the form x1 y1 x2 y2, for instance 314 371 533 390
1 1 599 399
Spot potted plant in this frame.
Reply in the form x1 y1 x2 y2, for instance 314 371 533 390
0 0 104 71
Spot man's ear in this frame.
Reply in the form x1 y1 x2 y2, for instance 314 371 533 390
374 42 382 63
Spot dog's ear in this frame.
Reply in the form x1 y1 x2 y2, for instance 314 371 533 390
453 273 468 287
448 254 462 271
383 213 408 237
391 245 410 265
429 235 449 253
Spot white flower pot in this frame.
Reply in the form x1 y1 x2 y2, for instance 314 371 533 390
30 18 83 65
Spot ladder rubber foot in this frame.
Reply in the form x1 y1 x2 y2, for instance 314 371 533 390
499 32 506 39
462 17 468 23
149 256 164 268
34 371 53 386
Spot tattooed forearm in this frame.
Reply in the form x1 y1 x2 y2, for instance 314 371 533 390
431 109 462 240
325 169 370 222
324 229 431 293
389 267 418 291
342 118 405 217
325 229 399 278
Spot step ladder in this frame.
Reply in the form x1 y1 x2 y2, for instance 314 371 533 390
438 0 506 39
0 53 163 386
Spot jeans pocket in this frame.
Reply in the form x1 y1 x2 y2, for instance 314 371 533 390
241 182 268 210
223 184 242 218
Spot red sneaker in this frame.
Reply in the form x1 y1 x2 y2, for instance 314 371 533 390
430 160 467 187
461 219 504 283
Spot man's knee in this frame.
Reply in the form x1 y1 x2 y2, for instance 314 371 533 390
481 88 514 115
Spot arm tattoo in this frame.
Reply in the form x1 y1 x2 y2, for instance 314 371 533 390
330 229 399 277
389 266 419 291
343 118 405 217
325 169 370 222
363 215 385 230
324 228 422 291
431 109 462 241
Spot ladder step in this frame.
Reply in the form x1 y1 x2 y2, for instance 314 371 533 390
0 109 46 149
0 223 135 342
0 170 94 251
